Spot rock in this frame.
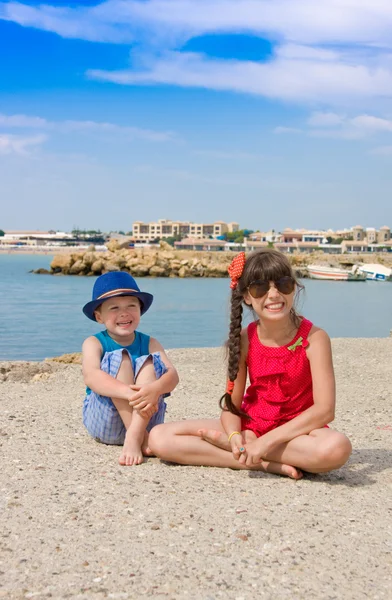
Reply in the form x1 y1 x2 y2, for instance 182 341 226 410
107 238 134 251
32 373 51 382
125 257 140 268
69 259 85 275
90 259 104 273
48 353 82 364
106 239 120 252
178 266 189 277
170 260 182 269
33 268 51 274
160 251 175 260
130 264 150 276
0 361 58 383
102 262 120 272
50 254 73 272
159 240 173 250
82 252 97 268
149 265 168 277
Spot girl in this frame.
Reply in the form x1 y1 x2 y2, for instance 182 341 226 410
148 250 352 479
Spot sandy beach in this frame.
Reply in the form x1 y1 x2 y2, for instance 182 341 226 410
1 339 391 600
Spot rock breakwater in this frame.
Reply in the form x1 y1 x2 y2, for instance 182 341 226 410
33 240 392 279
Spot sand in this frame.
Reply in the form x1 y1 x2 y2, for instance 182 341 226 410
1 340 391 600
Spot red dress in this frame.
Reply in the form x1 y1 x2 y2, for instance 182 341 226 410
241 318 314 436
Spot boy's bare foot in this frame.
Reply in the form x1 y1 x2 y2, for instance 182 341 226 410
119 434 144 466
198 428 302 480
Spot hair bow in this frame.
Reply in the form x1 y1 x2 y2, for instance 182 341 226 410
228 252 246 289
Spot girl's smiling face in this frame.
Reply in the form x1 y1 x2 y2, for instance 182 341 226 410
94 295 141 343
244 280 295 322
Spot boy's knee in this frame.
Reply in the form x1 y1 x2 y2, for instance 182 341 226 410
135 356 163 387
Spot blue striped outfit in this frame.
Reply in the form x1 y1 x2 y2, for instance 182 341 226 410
83 330 168 445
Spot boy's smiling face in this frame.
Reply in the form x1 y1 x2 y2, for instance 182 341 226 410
94 295 142 344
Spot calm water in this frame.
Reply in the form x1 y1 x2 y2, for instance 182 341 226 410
1 254 392 361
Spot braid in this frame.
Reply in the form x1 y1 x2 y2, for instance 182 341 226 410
219 289 247 417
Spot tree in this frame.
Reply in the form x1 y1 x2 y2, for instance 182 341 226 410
161 235 182 246
0 230 4 237
225 229 254 243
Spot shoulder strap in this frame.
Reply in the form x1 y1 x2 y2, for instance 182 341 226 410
298 317 313 339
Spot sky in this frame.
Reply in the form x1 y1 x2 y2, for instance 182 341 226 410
1 0 392 233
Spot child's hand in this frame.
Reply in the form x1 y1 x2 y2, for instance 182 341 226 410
128 383 160 411
229 433 247 462
138 403 158 419
244 437 269 466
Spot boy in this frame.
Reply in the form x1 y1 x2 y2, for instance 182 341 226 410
82 271 179 466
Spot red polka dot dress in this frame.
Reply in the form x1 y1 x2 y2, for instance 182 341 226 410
241 318 314 436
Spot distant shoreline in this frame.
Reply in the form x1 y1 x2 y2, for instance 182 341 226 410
0 246 106 255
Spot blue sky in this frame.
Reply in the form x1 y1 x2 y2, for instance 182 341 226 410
1 0 392 232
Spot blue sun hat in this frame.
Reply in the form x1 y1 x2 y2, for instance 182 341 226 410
83 271 153 321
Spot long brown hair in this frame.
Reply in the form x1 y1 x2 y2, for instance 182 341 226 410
220 249 304 417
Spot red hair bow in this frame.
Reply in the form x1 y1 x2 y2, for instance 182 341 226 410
228 252 246 290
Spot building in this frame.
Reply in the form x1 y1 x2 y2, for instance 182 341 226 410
280 228 329 244
174 238 227 251
377 226 391 244
132 219 239 242
248 230 282 243
352 225 365 242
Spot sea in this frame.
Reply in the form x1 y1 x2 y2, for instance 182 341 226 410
1 254 392 361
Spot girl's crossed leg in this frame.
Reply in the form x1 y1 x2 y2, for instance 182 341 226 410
148 419 303 479
198 426 352 474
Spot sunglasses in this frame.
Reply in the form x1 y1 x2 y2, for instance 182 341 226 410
247 276 295 298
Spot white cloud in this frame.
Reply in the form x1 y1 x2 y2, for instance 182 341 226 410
2 1 392 107
0 113 176 142
370 145 392 155
2 1 392 47
88 49 392 106
307 112 345 127
0 133 47 155
277 111 392 140
350 114 392 132
273 126 302 135
275 44 340 62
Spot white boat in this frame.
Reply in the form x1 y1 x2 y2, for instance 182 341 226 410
307 264 367 281
356 263 392 282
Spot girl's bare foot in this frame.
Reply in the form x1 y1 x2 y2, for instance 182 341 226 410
257 460 303 480
198 428 231 450
141 432 154 457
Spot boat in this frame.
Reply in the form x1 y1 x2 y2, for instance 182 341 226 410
306 264 367 281
356 263 392 282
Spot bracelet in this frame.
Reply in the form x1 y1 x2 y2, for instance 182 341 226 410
228 431 241 442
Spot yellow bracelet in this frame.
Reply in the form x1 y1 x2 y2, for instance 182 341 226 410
228 431 241 442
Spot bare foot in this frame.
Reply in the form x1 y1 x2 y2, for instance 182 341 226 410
119 433 144 466
141 433 154 457
256 460 303 480
198 428 231 451
198 428 302 480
